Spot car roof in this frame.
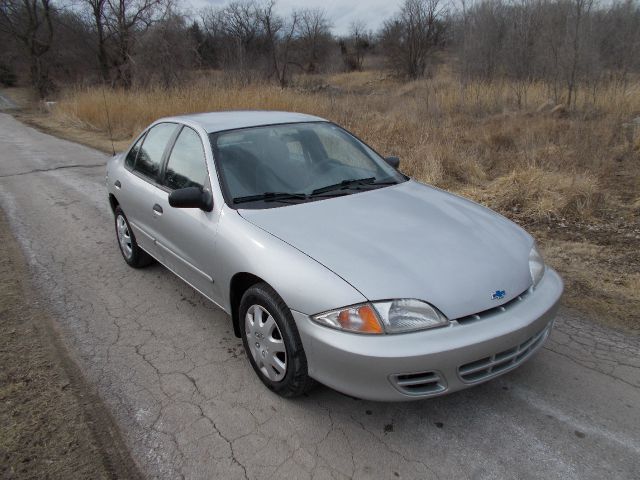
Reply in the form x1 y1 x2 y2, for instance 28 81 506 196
158 110 328 134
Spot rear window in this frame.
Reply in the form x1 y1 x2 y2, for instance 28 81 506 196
134 123 178 179
125 134 145 169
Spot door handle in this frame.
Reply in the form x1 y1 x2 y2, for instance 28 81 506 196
114 180 121 189
152 204 163 216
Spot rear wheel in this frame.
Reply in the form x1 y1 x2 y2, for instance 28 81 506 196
114 206 154 268
239 283 314 397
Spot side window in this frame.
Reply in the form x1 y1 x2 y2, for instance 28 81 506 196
125 134 145 169
134 123 178 180
164 127 209 190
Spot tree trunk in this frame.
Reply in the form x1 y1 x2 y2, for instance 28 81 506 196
96 17 109 81
29 54 49 98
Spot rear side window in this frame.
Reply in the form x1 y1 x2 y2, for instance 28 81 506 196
125 134 145 169
164 127 208 190
134 123 178 179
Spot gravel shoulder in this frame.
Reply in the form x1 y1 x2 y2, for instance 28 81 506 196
0 208 142 479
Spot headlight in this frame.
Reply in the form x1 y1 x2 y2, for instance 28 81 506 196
312 299 449 334
529 244 545 288
373 299 449 333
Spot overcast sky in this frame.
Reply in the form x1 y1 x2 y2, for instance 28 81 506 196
185 0 408 35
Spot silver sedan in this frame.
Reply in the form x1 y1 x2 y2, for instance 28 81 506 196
106 111 563 401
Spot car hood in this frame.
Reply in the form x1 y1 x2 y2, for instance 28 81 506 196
239 180 533 319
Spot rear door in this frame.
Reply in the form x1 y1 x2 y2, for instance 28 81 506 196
153 125 221 300
116 122 179 261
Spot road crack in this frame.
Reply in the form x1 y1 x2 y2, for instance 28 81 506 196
0 162 105 178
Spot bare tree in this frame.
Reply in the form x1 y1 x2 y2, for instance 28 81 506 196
224 0 261 48
503 0 544 107
381 0 447 79
564 0 594 106
103 0 168 87
221 0 264 71
0 0 54 97
295 8 331 73
259 0 298 86
78 0 109 81
340 21 372 71
351 21 371 71
537 0 595 106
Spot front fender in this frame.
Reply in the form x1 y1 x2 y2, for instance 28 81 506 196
216 206 366 316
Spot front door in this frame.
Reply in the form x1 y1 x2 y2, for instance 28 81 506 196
153 125 220 301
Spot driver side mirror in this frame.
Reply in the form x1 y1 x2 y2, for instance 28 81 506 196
385 156 400 169
168 187 213 212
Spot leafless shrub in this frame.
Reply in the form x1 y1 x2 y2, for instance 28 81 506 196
339 21 373 72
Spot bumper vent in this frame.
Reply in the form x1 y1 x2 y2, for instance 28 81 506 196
458 324 551 383
390 371 447 396
456 288 532 325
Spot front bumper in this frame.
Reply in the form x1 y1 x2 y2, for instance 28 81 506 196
293 268 563 401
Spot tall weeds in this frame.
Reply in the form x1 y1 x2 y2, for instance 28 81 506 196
53 72 639 223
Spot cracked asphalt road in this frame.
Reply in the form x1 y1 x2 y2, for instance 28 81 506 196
0 112 638 479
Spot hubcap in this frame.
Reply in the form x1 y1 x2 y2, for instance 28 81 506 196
245 305 287 381
116 214 133 260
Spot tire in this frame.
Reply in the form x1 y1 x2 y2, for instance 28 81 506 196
114 206 154 268
239 282 315 397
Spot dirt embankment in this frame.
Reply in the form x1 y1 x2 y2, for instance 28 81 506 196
0 209 141 479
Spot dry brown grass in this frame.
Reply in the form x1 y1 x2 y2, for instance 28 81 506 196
466 167 605 220
44 71 640 331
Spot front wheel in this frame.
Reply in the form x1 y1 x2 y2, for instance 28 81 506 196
239 283 314 397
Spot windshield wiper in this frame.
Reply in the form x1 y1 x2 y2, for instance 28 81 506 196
310 177 376 196
233 192 308 204
310 177 400 196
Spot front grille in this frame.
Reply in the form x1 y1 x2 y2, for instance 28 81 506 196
390 371 447 396
457 324 551 383
456 288 532 325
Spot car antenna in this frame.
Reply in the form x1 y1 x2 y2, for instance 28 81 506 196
101 85 116 156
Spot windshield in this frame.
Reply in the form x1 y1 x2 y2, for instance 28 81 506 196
210 122 406 208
